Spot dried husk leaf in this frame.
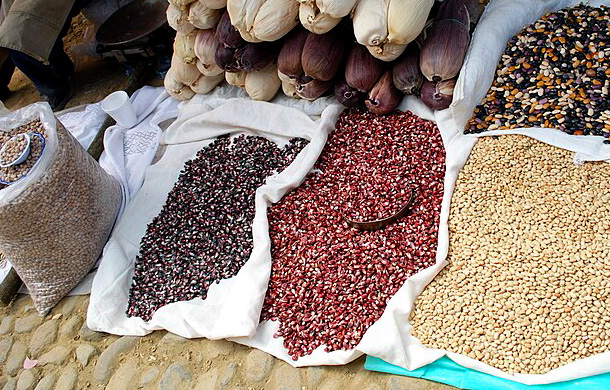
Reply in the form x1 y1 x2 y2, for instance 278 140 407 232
334 78 365 107
277 27 309 78
188 1 222 30
252 0 299 41
295 75 332 100
201 0 227 9
171 54 201 85
299 3 341 34
174 32 198 64
420 78 455 110
277 70 295 85
227 0 266 32
282 80 299 98
352 0 389 47
365 70 402 115
366 42 407 62
316 0 359 18
238 27 264 43
194 29 223 75
420 17 470 81
345 43 385 92
169 0 198 10
227 0 249 30
245 64 281 101
215 45 239 71
167 4 195 34
217 10 246 49
196 59 223 76
235 42 281 71
386 0 434 45
301 26 350 81
435 0 471 22
165 68 196 100
392 44 423 94
226 70 247 87
188 73 225 94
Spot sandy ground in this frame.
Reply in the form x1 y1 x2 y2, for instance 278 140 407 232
0 7 489 390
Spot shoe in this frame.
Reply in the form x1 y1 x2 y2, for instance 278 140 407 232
41 76 74 111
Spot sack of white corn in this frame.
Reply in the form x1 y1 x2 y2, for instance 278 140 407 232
0 103 122 314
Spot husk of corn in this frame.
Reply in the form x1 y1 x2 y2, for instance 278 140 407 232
296 75 332 100
174 32 198 64
194 29 224 76
165 68 196 100
188 73 225 94
245 64 282 101
301 25 350 81
282 80 300 98
252 0 299 41
420 78 456 110
167 4 195 34
386 0 434 45
334 78 365 107
365 70 402 115
215 45 239 71
345 43 385 92
226 70 248 87
352 0 389 48
201 0 227 9
169 0 198 10
171 54 201 85
299 2 341 34
227 0 266 32
367 42 407 62
235 41 281 71
188 1 222 30
392 44 423 94
277 27 309 78
317 0 359 19
420 0 470 82
217 10 246 49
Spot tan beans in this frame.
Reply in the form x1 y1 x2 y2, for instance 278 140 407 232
0 118 122 314
410 135 610 374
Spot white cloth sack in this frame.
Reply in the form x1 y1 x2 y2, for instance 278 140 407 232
88 86 344 339
358 0 610 385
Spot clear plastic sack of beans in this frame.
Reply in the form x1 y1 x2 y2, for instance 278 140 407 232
0 102 123 315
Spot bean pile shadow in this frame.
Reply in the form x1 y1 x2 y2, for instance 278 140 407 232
467 5 610 136
127 135 308 321
261 109 446 360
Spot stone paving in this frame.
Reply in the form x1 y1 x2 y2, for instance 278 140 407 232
0 294 453 389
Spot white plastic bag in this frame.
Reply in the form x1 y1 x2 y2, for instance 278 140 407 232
88 86 343 339
358 0 610 385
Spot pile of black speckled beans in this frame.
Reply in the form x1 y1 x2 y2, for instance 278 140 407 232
261 109 446 360
467 5 610 137
127 135 307 321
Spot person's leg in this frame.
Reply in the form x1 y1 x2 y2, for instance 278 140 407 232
6 0 91 109
0 50 15 101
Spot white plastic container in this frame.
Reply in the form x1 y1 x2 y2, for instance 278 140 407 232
101 91 138 128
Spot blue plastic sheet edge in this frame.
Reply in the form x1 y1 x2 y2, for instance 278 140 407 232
364 356 610 389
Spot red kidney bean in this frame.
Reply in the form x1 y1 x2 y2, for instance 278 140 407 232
261 109 446 360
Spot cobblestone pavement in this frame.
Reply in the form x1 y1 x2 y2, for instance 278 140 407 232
0 294 453 390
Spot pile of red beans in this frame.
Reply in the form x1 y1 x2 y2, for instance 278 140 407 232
261 109 446 360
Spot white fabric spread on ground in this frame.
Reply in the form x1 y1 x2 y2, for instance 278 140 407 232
88 86 344 342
